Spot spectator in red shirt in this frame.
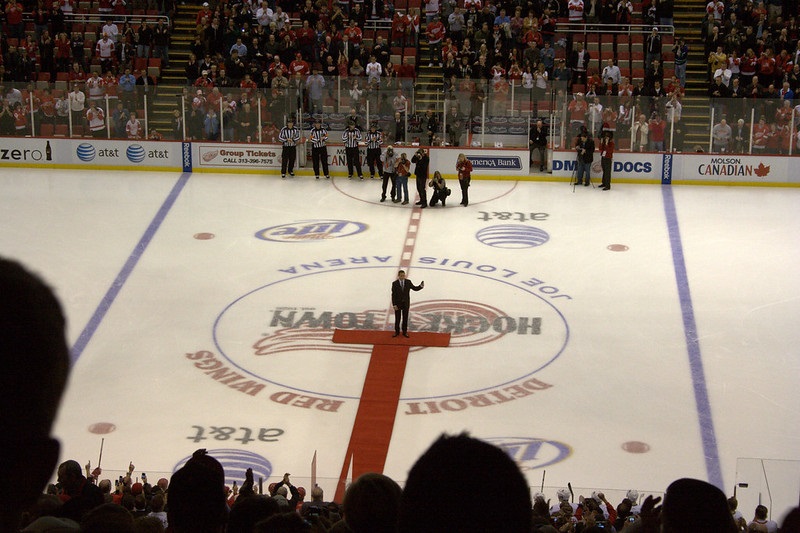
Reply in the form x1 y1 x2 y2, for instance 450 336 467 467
397 56 416 93
392 11 410 47
289 52 310 76
268 56 288 78
196 2 213 25
344 20 363 49
5 1 24 39
649 113 666 151
426 16 445 67
757 49 776 80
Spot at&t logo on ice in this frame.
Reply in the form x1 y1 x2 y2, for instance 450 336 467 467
476 225 550 249
172 449 272 489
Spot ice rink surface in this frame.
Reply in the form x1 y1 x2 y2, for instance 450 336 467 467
2 169 799 518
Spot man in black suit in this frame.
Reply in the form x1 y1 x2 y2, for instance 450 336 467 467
391 270 424 337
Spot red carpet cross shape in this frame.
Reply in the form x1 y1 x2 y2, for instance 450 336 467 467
331 329 451 502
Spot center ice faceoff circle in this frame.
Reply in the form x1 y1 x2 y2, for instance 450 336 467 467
213 264 569 401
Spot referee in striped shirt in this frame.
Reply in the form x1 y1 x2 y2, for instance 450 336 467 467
342 121 364 180
364 123 383 179
278 117 301 178
309 117 330 180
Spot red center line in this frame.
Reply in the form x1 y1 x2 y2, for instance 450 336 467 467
333 203 446 502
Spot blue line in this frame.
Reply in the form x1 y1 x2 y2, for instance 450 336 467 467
662 185 723 489
70 173 191 365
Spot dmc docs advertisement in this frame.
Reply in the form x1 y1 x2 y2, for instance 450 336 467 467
675 153 796 184
551 150 666 183
0 137 182 169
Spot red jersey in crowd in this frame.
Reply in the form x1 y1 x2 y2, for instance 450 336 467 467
649 118 665 142
5 2 24 25
427 20 445 43
752 122 770 148
757 54 775 77
344 25 363 46
289 56 310 76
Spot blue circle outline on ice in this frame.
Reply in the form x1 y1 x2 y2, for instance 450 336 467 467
483 437 572 470
172 448 272 488
126 144 146 163
76 143 96 162
212 265 570 401
476 225 550 249
255 220 368 242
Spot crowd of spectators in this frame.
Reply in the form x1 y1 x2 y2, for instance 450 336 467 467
175 0 678 145
702 0 800 153
0 0 172 137
10 443 800 533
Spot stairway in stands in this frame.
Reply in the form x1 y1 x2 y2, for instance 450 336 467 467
673 0 712 148
148 4 200 135
416 34 444 114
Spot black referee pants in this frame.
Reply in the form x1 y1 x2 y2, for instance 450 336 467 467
312 146 329 177
281 145 296 175
346 147 362 177
366 148 382 177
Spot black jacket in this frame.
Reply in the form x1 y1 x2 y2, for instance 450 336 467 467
411 152 430 178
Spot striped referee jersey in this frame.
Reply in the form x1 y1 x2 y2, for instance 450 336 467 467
342 128 362 148
279 126 300 146
364 130 383 149
309 127 328 148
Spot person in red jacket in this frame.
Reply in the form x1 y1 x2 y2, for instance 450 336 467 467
426 16 445 67
456 153 473 207
599 131 614 190
5 0 24 39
